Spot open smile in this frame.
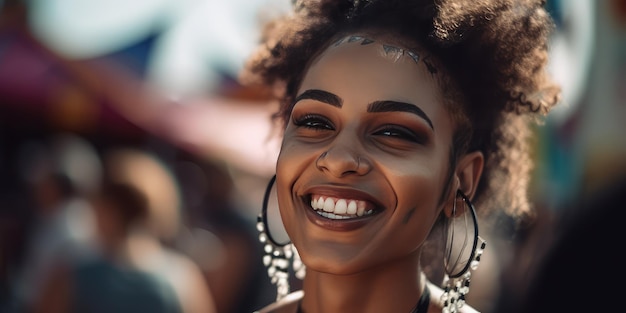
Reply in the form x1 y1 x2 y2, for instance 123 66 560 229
309 194 376 219
300 191 384 231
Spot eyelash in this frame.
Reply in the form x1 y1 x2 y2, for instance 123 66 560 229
373 126 426 144
293 114 334 130
293 114 427 144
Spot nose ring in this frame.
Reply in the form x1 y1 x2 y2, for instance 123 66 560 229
316 151 328 168
316 150 363 172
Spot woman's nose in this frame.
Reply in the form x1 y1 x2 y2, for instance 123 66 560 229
315 142 371 177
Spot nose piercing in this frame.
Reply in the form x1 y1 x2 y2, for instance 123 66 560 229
316 151 328 168
316 151 365 173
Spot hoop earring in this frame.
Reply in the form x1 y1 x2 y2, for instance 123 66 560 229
256 175 306 301
441 190 486 313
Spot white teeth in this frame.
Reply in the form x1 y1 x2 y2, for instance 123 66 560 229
316 211 352 220
335 199 348 214
323 198 334 212
317 197 325 209
310 195 375 219
347 201 357 214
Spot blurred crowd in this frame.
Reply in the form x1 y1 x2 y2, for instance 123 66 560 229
0 131 276 313
0 1 285 312
0 0 624 313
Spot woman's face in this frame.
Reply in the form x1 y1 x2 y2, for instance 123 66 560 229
276 35 457 274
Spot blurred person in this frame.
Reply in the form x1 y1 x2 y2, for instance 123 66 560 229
238 0 561 312
174 157 274 313
34 147 216 313
35 182 182 313
491 175 626 313
5 133 101 313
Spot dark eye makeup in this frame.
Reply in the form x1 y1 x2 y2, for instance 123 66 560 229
373 125 427 144
292 114 335 131
293 111 428 145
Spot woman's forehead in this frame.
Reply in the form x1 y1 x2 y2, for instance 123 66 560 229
302 34 440 101
305 33 441 87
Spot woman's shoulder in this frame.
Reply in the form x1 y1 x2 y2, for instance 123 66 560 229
253 290 304 313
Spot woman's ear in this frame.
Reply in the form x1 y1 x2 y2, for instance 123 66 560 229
456 151 484 201
444 151 484 217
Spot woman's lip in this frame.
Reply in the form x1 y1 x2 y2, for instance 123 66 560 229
302 185 384 208
303 204 379 231
299 185 384 231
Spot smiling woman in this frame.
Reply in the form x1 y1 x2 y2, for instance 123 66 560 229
240 1 560 312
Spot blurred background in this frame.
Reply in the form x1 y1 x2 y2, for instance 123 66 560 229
0 0 623 312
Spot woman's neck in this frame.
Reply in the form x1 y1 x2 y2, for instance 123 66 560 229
300 253 427 313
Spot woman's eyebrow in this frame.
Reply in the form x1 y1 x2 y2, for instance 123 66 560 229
368 100 434 130
294 89 343 107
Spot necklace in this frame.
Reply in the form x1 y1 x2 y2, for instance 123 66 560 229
295 286 430 313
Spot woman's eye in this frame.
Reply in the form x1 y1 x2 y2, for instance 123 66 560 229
373 126 425 144
293 114 334 130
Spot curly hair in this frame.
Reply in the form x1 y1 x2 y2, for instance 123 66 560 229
241 0 561 220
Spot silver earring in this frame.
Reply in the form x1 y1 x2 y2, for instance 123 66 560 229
256 175 305 301
441 191 486 313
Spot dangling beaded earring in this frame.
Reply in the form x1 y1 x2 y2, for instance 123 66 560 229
441 190 486 313
256 175 306 301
